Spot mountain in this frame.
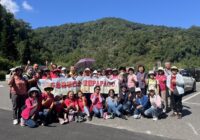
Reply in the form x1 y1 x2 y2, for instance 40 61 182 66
1 2 200 72
35 17 200 68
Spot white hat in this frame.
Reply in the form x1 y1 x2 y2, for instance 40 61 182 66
171 66 178 70
84 68 90 71
149 86 156 91
158 67 164 71
135 87 141 93
61 67 66 71
93 70 97 74
148 70 155 75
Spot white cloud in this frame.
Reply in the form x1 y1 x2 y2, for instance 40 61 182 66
22 1 33 11
0 0 19 14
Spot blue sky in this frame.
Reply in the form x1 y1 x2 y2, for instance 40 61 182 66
1 0 200 29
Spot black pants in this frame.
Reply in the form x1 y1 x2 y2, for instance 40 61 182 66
170 93 183 113
11 94 27 120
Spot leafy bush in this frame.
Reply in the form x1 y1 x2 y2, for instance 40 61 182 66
0 71 6 81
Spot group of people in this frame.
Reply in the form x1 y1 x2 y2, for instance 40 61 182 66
8 61 185 128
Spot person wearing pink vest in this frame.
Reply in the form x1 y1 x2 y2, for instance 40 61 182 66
21 87 40 128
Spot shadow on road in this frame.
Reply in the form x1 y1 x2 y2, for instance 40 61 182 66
182 109 192 118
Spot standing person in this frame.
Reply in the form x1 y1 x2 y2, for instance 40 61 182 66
167 66 184 119
69 66 77 78
110 68 119 80
106 89 127 120
50 69 61 78
164 62 172 111
24 61 39 77
8 66 28 125
133 87 149 119
90 86 104 118
21 87 40 128
41 68 52 80
156 67 168 113
60 67 68 78
136 65 147 95
164 62 172 77
144 87 163 121
146 71 159 95
77 90 92 121
118 66 128 87
127 67 138 96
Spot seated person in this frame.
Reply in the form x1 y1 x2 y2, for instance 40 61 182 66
106 89 127 120
64 91 79 122
144 87 163 121
133 87 149 119
21 87 40 128
38 85 55 126
77 90 92 121
90 86 104 118
54 95 66 124
118 85 133 115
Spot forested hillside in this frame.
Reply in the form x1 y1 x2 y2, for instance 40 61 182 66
35 18 200 68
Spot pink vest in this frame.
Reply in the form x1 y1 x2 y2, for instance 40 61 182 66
21 98 38 120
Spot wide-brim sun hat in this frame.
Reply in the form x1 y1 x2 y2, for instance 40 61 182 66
171 66 178 71
149 86 156 91
93 70 98 74
128 67 135 72
158 67 164 71
28 87 40 96
148 70 155 75
84 68 91 71
44 85 54 91
61 67 66 71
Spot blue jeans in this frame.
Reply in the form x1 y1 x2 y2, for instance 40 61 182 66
144 106 162 118
24 119 37 128
134 107 145 115
93 106 103 118
83 106 90 116
107 104 122 116
122 101 132 114
38 109 52 125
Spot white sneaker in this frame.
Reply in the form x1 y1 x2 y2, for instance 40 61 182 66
58 118 65 125
20 118 25 126
13 119 18 125
153 117 158 121
163 109 166 113
133 115 141 119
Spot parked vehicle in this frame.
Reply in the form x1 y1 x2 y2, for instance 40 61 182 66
186 68 200 82
179 69 196 93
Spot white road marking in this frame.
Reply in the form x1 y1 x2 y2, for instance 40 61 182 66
183 92 200 102
184 102 200 106
187 123 199 135
146 130 152 134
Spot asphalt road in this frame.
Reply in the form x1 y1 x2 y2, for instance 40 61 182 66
0 109 173 140
1 81 200 140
